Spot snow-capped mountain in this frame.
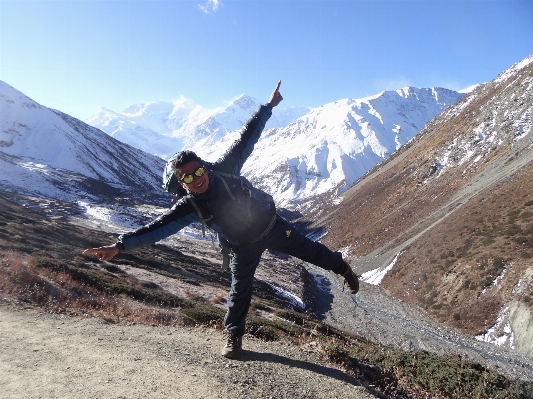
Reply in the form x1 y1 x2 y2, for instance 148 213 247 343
243 87 465 209
0 81 166 204
90 87 465 209
88 95 310 160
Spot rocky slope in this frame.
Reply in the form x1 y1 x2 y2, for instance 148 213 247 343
2 192 533 389
315 53 533 356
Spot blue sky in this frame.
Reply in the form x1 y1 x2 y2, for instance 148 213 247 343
1 0 532 121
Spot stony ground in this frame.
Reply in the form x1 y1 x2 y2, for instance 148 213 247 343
0 305 378 399
307 264 533 383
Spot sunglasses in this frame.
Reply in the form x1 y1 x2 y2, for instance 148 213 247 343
179 166 206 184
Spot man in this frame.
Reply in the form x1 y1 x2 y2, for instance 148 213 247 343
83 81 359 358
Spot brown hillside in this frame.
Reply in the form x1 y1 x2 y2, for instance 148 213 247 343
314 54 533 354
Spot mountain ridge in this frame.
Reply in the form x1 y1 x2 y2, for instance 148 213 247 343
88 86 466 210
315 53 533 355
0 80 167 204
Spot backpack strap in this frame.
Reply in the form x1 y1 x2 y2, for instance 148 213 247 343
186 197 213 237
247 212 277 244
211 170 252 217
210 170 236 200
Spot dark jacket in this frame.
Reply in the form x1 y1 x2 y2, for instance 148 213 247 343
117 105 274 251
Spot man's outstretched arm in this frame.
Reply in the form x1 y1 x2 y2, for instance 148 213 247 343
82 199 198 260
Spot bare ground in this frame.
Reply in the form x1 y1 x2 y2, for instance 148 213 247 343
0 304 377 399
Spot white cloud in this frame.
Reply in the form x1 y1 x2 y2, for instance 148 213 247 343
198 0 222 14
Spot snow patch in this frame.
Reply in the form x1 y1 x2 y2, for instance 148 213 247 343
479 268 507 296
476 307 515 349
339 246 352 258
331 196 344 205
361 252 401 285
269 284 305 310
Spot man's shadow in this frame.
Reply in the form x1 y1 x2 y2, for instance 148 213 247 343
306 270 335 321
236 349 358 386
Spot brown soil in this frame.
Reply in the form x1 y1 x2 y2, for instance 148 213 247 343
0 305 376 399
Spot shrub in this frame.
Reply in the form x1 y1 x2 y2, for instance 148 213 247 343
508 209 521 223
505 224 523 236
274 309 310 325
520 211 533 220
246 321 280 341
140 281 159 289
182 303 225 325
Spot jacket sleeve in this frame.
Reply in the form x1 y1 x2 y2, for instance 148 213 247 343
217 104 273 175
116 198 199 252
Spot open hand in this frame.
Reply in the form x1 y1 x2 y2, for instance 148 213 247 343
83 245 119 261
267 80 283 107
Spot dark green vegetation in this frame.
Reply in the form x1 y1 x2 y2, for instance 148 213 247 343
1 194 531 399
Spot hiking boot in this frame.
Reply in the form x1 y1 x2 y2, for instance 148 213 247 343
221 330 243 358
342 265 360 294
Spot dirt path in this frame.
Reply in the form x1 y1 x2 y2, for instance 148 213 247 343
0 305 377 399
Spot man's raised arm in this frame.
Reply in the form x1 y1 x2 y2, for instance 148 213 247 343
267 80 283 108
220 81 284 175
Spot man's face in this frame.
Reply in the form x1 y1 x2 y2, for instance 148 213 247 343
177 161 210 194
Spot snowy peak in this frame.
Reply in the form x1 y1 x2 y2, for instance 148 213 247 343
242 86 465 209
168 97 199 121
493 53 533 84
87 84 465 209
87 93 308 160
0 80 166 203
229 94 261 112
121 101 175 117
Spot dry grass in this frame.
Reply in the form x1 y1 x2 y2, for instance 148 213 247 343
0 250 186 326
209 294 227 305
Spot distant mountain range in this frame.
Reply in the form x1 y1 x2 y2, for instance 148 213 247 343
86 95 310 160
88 87 467 210
0 78 466 210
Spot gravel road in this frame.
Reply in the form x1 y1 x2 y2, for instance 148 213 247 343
0 305 378 399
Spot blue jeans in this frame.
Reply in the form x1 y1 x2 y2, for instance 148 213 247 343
223 215 346 335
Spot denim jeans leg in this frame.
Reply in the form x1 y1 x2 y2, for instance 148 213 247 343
265 216 345 274
223 242 264 336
